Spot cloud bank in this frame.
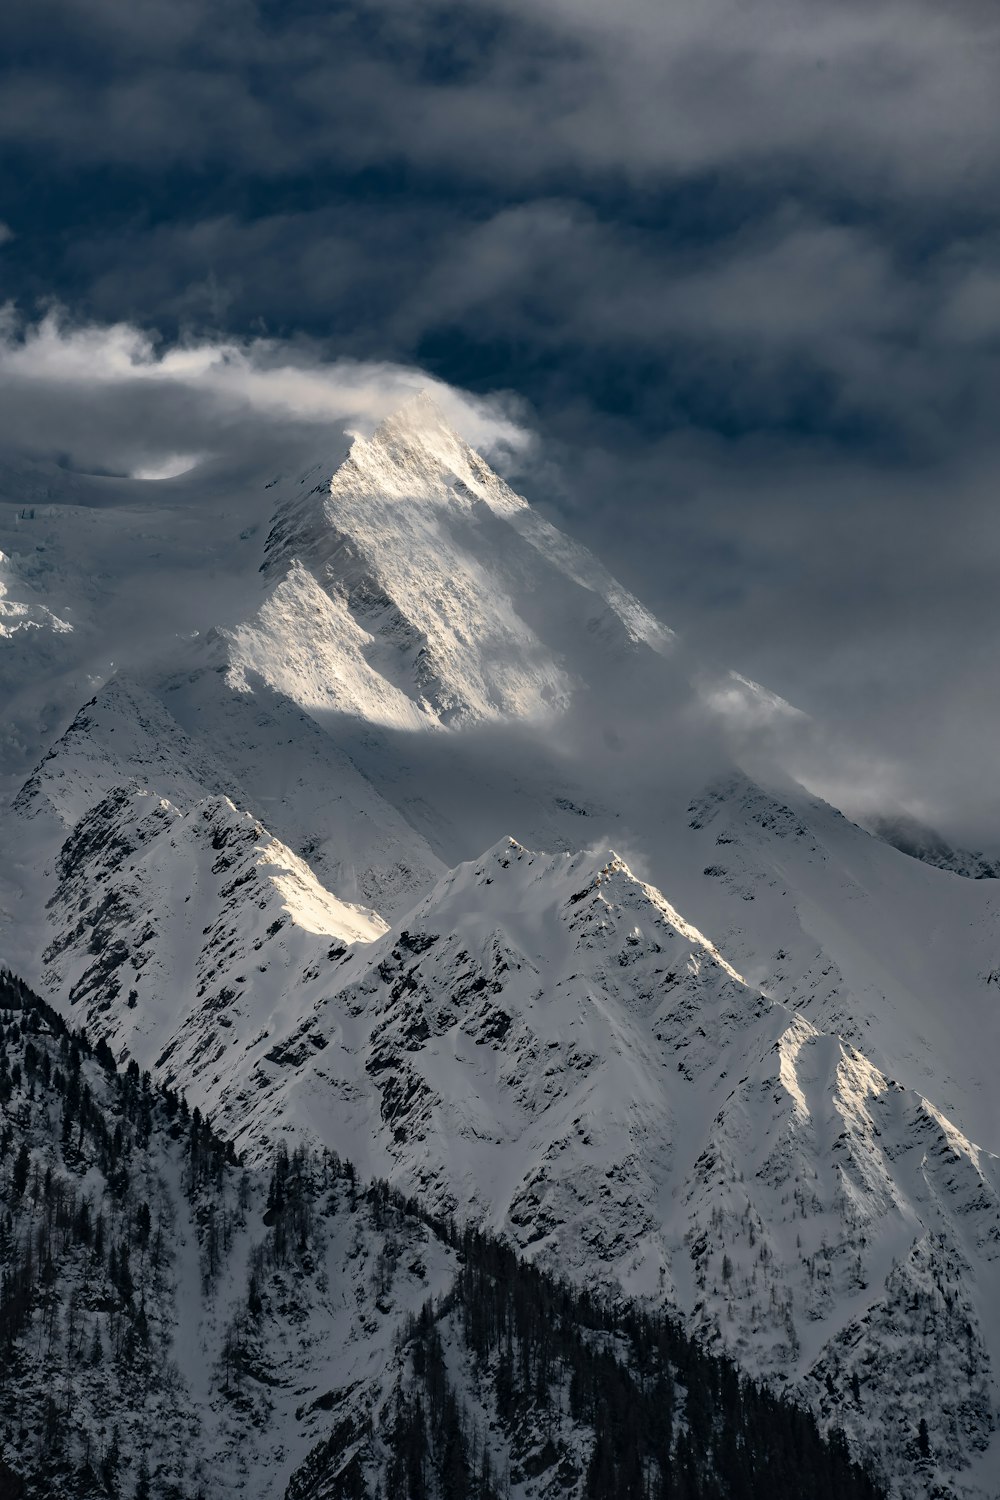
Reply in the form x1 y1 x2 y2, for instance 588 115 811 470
0 312 528 476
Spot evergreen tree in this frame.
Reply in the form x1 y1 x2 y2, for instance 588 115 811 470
11 1143 28 1200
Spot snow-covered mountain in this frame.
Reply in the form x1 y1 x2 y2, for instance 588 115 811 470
1 394 999 1496
33 829 997 1490
253 392 674 730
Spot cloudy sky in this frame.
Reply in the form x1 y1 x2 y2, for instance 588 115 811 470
2 0 1000 839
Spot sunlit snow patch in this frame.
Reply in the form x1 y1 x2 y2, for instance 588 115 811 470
0 549 73 637
131 453 201 480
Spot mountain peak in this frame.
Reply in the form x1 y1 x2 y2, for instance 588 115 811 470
371 387 450 442
343 388 525 521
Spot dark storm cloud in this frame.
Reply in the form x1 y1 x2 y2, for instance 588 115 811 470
3 0 998 193
2 0 1000 838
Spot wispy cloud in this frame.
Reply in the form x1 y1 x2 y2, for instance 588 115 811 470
0 311 529 475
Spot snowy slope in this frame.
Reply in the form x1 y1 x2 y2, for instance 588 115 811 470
39 783 385 1091
251 392 696 733
669 774 1000 1154
0 450 295 812
0 666 442 977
